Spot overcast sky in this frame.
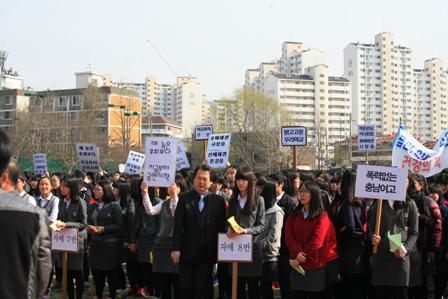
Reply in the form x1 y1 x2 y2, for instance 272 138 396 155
1 0 447 100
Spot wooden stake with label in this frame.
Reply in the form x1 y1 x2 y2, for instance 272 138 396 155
62 252 68 299
372 199 383 254
231 262 238 299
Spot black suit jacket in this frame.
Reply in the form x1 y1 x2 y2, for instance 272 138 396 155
173 190 227 263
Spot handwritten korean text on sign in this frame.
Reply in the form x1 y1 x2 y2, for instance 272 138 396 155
217 233 253 263
76 143 100 172
33 153 47 175
358 124 376 151
125 151 145 175
51 228 79 253
206 134 231 169
281 126 307 146
355 165 407 201
195 125 213 141
144 137 178 187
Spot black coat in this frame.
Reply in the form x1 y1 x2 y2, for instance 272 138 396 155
87 201 124 270
173 190 227 263
56 198 87 270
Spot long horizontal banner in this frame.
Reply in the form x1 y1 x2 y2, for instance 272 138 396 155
392 125 448 177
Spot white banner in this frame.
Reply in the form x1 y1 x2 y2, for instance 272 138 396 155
76 143 100 172
392 125 448 177
176 143 190 170
125 151 145 175
144 137 178 187
33 153 47 175
51 228 79 253
206 133 231 169
355 165 407 201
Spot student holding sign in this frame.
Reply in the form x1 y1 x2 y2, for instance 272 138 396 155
87 181 124 299
227 170 265 299
284 181 333 299
369 177 419 299
55 175 88 299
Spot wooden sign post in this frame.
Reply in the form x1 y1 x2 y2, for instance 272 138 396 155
354 165 407 254
195 125 213 162
51 228 79 299
218 233 253 299
281 126 307 170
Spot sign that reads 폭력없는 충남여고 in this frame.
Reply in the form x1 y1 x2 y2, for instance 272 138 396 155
355 165 407 201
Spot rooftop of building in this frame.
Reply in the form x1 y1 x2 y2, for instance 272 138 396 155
328 76 350 82
271 73 313 80
24 86 140 98
283 41 303 45
151 115 181 127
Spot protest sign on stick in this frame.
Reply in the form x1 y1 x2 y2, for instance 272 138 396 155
76 143 100 172
195 125 213 160
205 133 231 169
144 137 177 187
355 165 407 253
33 153 47 175
51 228 79 299
281 126 307 169
176 143 190 171
125 151 145 175
218 233 253 299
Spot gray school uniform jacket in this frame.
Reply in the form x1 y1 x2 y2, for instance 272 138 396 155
257 204 284 262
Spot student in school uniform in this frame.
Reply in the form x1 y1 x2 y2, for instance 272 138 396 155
284 180 333 299
256 178 284 299
35 175 60 298
87 180 124 299
135 178 162 297
369 177 419 299
145 175 187 299
55 175 87 299
227 169 265 299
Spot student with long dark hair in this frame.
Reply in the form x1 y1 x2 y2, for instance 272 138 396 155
112 180 136 293
430 183 448 299
55 175 87 299
407 174 441 299
284 181 332 299
370 177 419 299
135 177 162 297
150 175 187 299
87 180 124 299
337 170 367 299
256 178 284 299
227 169 265 299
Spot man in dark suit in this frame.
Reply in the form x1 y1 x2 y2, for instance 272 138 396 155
171 164 227 299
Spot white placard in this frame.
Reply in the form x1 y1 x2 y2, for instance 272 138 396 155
51 228 79 252
358 124 376 151
195 125 213 141
176 143 190 170
281 126 307 146
125 151 145 175
144 137 178 187
33 153 47 175
217 233 253 263
76 143 100 172
206 133 231 169
355 165 407 201
392 125 448 178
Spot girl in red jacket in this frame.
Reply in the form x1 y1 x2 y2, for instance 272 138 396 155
284 180 333 299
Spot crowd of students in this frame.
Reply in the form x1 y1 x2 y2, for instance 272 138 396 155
3 154 448 299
